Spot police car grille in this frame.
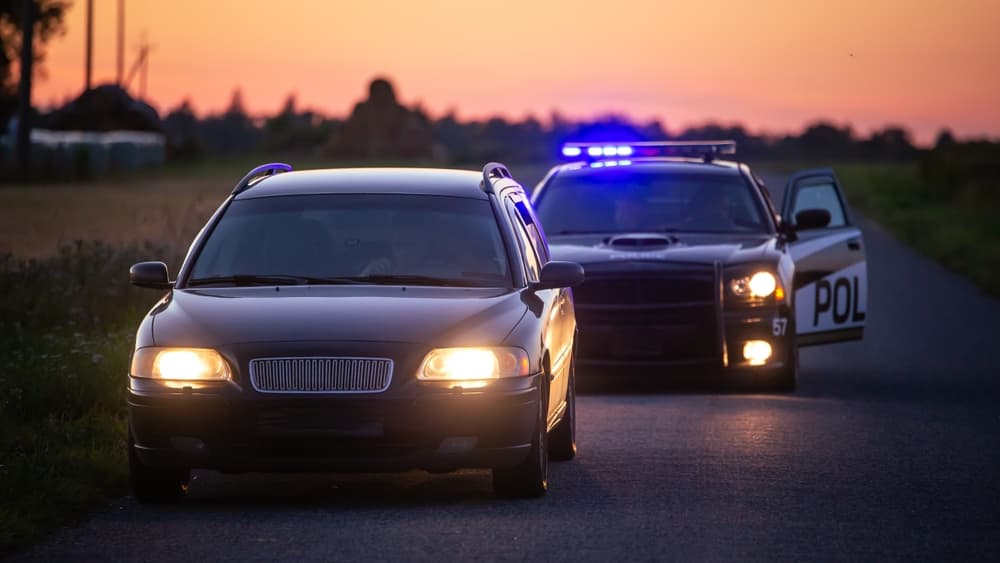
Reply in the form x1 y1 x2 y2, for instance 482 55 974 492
573 272 718 361
249 358 393 393
573 274 715 306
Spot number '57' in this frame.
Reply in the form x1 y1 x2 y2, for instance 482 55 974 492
772 318 787 336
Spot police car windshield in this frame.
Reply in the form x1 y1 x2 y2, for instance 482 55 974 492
187 194 512 287
535 169 770 235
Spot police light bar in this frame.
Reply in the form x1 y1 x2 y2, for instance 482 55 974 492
560 140 737 160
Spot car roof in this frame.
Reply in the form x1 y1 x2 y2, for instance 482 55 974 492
233 167 489 200
549 157 744 177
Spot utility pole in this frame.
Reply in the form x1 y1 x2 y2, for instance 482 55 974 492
17 0 35 175
84 0 93 91
116 0 124 85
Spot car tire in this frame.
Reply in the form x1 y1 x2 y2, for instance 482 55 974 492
129 429 190 504
549 356 577 461
492 387 549 498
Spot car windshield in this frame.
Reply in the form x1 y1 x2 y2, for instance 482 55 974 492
535 168 770 234
187 194 512 287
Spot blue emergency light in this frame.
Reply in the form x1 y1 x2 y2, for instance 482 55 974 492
560 140 736 161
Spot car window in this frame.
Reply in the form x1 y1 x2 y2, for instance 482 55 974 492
534 169 769 234
189 194 511 287
513 199 550 262
506 199 541 283
790 181 847 228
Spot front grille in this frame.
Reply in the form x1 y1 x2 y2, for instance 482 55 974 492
249 357 393 393
573 275 714 306
573 268 720 362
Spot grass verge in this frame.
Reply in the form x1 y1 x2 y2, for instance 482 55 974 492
0 242 176 555
833 163 1000 297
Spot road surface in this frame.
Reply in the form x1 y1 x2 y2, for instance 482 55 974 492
12 172 1000 562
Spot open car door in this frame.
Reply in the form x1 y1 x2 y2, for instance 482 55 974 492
782 169 868 346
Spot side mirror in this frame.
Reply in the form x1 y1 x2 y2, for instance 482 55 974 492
793 208 832 231
129 261 173 289
778 219 799 242
531 261 584 291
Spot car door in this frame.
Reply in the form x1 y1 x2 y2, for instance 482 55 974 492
782 169 868 346
505 195 570 419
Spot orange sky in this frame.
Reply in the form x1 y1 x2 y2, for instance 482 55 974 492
33 0 1000 144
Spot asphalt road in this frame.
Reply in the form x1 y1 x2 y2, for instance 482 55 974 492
13 172 1000 562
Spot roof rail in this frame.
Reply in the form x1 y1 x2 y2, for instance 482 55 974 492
231 162 293 195
481 162 513 193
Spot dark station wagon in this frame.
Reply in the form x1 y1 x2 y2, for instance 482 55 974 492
127 163 583 500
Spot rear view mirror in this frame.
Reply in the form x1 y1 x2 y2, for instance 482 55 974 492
794 208 832 231
130 261 173 289
531 261 584 291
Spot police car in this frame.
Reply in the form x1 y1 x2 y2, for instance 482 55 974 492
530 141 867 390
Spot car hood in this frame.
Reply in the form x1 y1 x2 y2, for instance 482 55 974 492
548 232 778 266
150 285 527 348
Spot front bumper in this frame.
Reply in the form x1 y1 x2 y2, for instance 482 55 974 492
129 376 541 473
576 306 794 372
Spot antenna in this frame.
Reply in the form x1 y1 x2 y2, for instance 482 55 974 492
124 32 155 99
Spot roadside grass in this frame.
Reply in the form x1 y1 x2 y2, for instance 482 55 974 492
0 242 179 555
833 163 1000 297
0 413 128 551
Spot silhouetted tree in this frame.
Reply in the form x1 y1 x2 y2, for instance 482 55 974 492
862 126 916 160
795 122 856 159
163 98 203 159
329 78 432 159
0 0 70 124
46 83 161 131
934 129 956 149
197 88 261 154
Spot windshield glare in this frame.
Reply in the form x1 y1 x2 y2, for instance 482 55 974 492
187 194 511 287
535 169 770 234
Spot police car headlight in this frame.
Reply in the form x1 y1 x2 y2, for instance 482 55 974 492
418 347 530 381
131 347 231 381
729 271 780 300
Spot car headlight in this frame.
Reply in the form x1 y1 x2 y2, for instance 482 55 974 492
131 347 231 381
730 271 780 299
418 347 530 381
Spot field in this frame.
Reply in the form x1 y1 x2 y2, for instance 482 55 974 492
0 157 995 554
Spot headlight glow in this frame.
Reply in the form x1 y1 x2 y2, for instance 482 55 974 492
131 347 231 381
747 272 777 297
742 340 773 366
418 347 530 381
730 271 778 299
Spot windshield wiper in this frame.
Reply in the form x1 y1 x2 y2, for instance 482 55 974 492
555 229 609 235
186 274 371 287
347 274 486 287
187 274 309 287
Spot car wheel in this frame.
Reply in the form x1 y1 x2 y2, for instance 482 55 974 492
129 429 190 504
549 356 576 461
492 387 549 498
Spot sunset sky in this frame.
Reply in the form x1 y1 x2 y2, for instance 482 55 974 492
33 0 1000 144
